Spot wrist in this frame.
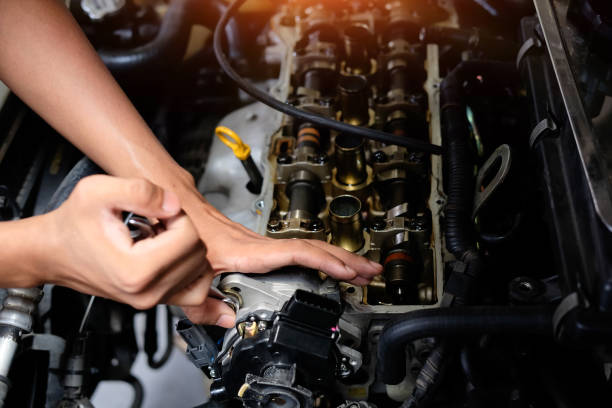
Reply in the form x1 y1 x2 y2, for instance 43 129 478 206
0 215 54 287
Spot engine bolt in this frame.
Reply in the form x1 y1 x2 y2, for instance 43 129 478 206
277 154 292 165
371 219 387 231
373 151 388 163
301 219 323 231
409 152 424 163
314 153 328 164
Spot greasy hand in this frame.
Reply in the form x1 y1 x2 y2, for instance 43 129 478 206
42 176 232 327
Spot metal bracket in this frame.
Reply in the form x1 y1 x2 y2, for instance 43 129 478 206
472 144 512 219
552 292 580 340
529 117 558 149
516 35 542 70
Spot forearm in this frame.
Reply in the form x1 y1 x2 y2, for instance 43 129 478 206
0 0 193 195
0 216 52 287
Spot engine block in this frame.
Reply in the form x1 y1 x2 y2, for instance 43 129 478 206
197 1 456 406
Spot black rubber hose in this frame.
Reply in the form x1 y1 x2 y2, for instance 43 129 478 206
441 60 516 257
145 306 174 369
45 157 102 212
377 305 554 385
442 106 474 256
213 0 443 154
99 0 226 79
393 61 520 407
125 374 145 408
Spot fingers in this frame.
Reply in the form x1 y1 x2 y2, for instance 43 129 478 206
229 239 340 274
132 214 204 268
234 239 370 283
75 175 181 219
306 240 382 277
226 236 382 285
347 276 372 286
182 297 236 328
164 270 214 307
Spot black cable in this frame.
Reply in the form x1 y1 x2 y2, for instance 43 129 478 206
125 374 145 408
213 0 443 155
145 306 174 369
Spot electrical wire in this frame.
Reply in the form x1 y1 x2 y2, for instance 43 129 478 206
78 295 96 334
213 0 443 155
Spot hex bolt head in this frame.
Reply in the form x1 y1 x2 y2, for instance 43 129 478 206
277 154 292 165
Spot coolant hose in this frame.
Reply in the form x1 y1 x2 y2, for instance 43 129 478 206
377 305 554 385
99 0 227 79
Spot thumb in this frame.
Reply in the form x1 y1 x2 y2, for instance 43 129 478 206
85 176 181 219
182 298 236 328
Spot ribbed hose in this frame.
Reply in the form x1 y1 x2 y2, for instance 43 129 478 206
441 106 475 256
440 60 516 259
377 306 554 385
377 61 520 406
99 0 226 79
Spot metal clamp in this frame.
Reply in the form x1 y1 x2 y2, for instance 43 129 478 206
472 144 512 219
552 292 580 340
529 117 558 149
516 35 542 70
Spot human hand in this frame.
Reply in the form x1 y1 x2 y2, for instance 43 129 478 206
178 189 383 284
39 175 234 327
178 200 382 326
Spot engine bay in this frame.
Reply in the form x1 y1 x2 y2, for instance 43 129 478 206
0 0 611 407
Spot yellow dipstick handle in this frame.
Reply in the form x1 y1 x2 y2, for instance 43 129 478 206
215 126 251 161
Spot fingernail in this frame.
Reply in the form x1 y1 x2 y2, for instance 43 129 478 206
369 260 382 271
345 265 357 279
162 191 180 213
215 314 236 328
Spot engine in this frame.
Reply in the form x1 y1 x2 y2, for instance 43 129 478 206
191 1 612 407
193 2 453 406
2 0 612 407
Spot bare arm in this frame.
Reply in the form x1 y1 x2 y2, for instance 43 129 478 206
0 0 190 190
0 0 381 316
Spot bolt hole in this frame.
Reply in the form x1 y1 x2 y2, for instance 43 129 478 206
346 286 356 294
231 287 241 293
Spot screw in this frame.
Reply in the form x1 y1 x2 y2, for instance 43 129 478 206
338 363 351 377
371 219 387 231
301 219 323 231
373 151 388 163
314 153 328 164
277 154 292 165
409 152 424 163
